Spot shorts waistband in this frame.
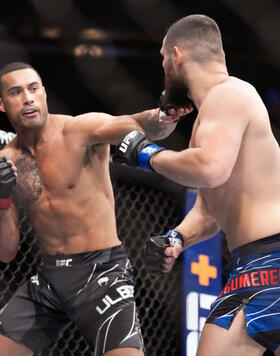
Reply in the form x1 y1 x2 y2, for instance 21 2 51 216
231 233 280 260
41 244 124 266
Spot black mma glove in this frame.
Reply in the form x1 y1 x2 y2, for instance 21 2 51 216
0 157 17 209
113 130 166 171
145 230 184 275
0 130 16 150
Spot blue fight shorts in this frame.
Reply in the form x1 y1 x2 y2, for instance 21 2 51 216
206 233 280 351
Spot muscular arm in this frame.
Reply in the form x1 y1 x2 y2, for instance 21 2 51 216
0 205 20 263
151 85 250 188
65 108 185 146
175 191 220 249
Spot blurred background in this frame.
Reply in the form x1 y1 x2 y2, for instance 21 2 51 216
1 0 280 149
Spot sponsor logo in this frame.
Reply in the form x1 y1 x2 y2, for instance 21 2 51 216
31 275 39 286
98 276 109 286
96 285 134 314
56 258 72 267
119 131 138 153
219 268 280 296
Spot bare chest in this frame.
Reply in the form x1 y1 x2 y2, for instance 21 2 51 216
12 147 81 210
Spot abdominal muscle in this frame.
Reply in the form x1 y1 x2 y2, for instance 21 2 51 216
27 187 121 255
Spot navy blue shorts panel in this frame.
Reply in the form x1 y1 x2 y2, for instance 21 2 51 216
206 234 280 351
0 245 144 355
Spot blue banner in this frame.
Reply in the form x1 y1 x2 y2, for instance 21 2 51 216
182 189 222 356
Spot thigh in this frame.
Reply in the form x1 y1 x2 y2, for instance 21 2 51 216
71 256 144 356
0 274 71 354
197 310 265 356
75 287 144 355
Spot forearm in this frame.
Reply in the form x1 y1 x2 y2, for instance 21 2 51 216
0 208 20 263
151 148 219 188
174 211 220 249
130 109 177 141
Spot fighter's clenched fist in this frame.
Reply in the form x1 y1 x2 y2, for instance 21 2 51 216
0 157 17 209
145 230 184 275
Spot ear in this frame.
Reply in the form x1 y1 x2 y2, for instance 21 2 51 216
0 98 6 113
173 46 184 66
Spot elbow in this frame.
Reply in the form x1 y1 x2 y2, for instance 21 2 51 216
201 164 231 188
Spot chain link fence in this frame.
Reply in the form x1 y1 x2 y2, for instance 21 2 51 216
0 164 186 356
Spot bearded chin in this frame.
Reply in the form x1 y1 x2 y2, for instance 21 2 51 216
164 75 192 108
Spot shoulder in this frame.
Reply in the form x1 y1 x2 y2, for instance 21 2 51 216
208 77 256 103
49 113 73 125
200 77 261 117
63 112 112 130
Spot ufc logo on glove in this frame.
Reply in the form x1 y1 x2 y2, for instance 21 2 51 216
119 131 139 153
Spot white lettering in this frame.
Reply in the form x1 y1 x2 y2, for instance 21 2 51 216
105 295 122 305
119 142 128 153
96 297 111 315
31 275 39 286
56 259 72 267
96 285 134 315
186 292 217 356
117 285 134 299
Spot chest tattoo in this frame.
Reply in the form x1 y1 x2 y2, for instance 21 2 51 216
13 150 42 209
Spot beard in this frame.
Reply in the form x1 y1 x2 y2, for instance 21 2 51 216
162 73 193 112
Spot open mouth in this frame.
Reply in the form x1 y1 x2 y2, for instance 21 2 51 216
22 108 38 117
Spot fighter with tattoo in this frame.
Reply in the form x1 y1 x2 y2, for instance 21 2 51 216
0 62 192 356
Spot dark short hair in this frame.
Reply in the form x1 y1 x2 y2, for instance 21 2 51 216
164 14 225 63
0 62 41 94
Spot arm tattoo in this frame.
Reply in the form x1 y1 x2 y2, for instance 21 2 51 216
13 149 42 209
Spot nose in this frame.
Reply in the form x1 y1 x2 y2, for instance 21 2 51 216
22 89 34 104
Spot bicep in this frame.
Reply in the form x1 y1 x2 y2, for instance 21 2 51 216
67 113 141 146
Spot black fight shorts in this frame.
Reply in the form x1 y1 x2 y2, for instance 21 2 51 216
0 244 144 355
206 233 280 351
